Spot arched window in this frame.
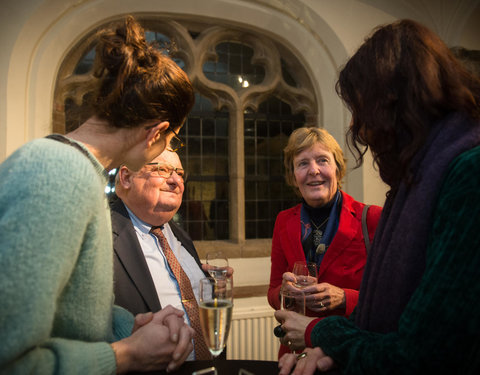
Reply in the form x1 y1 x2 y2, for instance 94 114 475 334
53 16 318 249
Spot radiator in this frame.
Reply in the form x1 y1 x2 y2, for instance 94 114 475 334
226 303 280 361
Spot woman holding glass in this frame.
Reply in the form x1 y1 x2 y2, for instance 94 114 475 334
277 19 480 375
268 127 382 358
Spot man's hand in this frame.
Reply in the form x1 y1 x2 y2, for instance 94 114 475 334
201 263 234 278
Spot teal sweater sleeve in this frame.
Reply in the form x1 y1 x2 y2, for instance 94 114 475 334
310 146 480 375
0 139 132 374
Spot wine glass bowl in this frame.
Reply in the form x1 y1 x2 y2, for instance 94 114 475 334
198 277 233 357
205 251 229 279
280 287 306 315
292 261 318 288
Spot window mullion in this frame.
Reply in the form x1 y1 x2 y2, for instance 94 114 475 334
229 106 245 243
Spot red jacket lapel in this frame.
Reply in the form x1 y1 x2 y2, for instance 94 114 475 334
317 192 358 278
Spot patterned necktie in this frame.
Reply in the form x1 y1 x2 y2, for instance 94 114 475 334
150 226 211 360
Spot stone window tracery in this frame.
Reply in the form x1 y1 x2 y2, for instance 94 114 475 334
53 16 318 247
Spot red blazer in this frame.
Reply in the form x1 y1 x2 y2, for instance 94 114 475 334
268 191 382 357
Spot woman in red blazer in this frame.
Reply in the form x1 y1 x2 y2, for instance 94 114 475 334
268 127 382 359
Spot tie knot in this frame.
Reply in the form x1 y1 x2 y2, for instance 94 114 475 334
150 225 164 236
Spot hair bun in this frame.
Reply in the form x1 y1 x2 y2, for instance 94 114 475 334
91 15 194 130
95 16 155 77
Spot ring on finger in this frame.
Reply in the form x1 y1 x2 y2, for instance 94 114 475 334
287 340 292 347
297 352 307 360
319 301 325 308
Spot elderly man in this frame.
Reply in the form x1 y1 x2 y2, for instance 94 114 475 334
111 149 229 361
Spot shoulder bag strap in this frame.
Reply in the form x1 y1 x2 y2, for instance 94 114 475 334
45 134 90 158
362 204 371 254
45 134 108 179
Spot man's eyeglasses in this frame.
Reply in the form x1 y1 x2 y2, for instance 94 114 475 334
166 126 185 152
146 162 187 182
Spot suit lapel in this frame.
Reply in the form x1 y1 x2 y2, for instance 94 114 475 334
285 205 307 267
111 200 161 312
318 192 357 277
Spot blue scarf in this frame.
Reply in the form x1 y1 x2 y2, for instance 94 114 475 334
301 191 342 265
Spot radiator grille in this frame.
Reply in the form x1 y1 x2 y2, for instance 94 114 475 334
226 305 280 361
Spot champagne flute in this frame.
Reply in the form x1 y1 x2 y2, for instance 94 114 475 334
292 261 318 288
205 251 229 279
198 277 233 358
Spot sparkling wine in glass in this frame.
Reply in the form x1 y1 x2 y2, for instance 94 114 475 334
198 277 233 357
292 261 318 288
205 251 229 279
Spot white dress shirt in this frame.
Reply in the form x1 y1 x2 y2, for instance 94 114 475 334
125 206 206 360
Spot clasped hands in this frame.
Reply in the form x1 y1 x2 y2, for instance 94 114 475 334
112 305 195 374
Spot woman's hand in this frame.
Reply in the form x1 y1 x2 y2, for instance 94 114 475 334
281 271 298 292
302 282 346 313
112 305 194 374
131 311 154 334
274 310 316 351
278 347 336 375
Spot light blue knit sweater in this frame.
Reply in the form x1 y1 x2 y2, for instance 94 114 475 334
0 138 134 374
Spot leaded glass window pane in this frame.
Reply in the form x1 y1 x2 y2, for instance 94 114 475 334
176 93 229 240
203 42 265 89
244 97 303 239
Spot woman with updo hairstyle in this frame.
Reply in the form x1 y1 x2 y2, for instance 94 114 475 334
268 126 382 359
277 19 480 375
0 16 196 374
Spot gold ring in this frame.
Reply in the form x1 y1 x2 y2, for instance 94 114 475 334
297 352 307 360
319 301 324 308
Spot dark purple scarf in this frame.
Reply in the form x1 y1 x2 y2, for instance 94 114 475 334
355 113 480 333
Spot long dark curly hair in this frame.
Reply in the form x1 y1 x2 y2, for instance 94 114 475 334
336 19 480 191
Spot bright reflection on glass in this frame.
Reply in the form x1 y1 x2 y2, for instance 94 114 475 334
238 75 250 88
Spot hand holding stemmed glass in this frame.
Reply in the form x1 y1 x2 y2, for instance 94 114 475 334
203 251 234 281
281 261 321 313
283 261 346 313
273 286 306 352
292 261 318 288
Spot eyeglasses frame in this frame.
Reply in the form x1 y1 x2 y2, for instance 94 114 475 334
145 162 187 182
166 125 185 152
144 121 185 152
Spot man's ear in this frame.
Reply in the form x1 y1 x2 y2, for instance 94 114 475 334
117 166 135 190
146 121 170 148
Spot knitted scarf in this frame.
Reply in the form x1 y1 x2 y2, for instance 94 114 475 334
355 112 480 333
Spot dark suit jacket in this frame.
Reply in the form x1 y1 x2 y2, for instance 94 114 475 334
111 198 206 315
